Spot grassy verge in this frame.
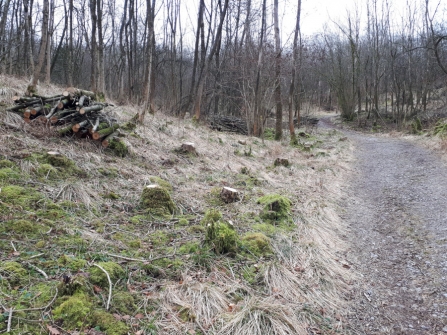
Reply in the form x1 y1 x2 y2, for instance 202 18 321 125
0 85 354 335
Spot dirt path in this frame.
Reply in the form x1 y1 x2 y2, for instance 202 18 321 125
320 120 447 334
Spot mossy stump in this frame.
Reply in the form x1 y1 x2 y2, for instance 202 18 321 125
220 186 240 203
141 184 176 215
274 158 290 167
257 194 292 223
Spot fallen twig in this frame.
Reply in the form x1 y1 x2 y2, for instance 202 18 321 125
7 308 12 332
93 263 112 311
24 262 48 279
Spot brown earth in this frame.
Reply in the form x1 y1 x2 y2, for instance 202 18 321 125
320 118 447 334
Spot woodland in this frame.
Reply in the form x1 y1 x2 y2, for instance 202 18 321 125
1 0 447 134
1 0 447 334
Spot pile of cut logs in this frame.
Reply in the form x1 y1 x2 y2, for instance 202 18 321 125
210 115 248 135
5 87 123 148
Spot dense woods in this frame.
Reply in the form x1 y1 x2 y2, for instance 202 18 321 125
1 0 447 135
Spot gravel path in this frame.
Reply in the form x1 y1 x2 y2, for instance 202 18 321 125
321 120 447 334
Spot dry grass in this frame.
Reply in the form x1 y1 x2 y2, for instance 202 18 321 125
0 74 356 334
218 297 307 335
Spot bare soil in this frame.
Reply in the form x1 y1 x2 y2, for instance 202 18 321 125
321 118 447 334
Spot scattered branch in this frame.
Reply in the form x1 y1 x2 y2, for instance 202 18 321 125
92 263 112 311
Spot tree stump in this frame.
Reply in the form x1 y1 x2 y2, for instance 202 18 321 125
181 142 197 155
220 187 239 203
274 158 290 167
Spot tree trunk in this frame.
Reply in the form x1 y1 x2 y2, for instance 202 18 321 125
288 0 301 140
273 0 282 140
29 0 49 93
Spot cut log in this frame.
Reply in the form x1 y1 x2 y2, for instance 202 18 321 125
24 109 32 118
180 142 197 155
30 106 42 116
7 99 41 112
64 87 96 99
72 120 89 132
58 123 76 136
92 124 120 140
50 109 76 123
220 187 240 203
101 130 120 147
79 104 103 115
76 95 88 111
57 99 71 110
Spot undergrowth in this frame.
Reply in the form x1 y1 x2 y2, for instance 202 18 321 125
0 85 352 335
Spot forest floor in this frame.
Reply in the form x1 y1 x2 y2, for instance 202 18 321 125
319 118 447 334
0 75 355 335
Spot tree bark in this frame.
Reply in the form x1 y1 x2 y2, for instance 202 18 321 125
273 0 282 140
29 0 50 92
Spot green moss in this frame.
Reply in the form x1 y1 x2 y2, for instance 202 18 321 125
103 191 120 200
35 240 46 248
112 291 136 315
0 167 21 182
30 152 86 177
92 310 130 335
58 273 89 296
148 231 170 247
178 306 196 322
5 219 39 234
129 215 149 224
411 117 423 134
0 185 43 213
242 265 258 285
178 241 200 254
149 176 173 193
253 223 279 236
0 159 15 168
205 221 238 254
200 209 223 226
121 120 137 131
52 293 93 329
36 163 59 179
140 185 176 215
241 233 272 256
126 239 141 249
188 225 205 234
205 187 225 206
98 167 118 177
142 258 184 279
58 255 87 271
88 262 125 287
108 138 128 158
177 218 189 226
257 194 292 223
0 262 27 286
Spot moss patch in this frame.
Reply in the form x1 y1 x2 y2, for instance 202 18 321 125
205 220 238 254
88 262 125 287
149 176 173 193
0 159 15 168
0 185 43 213
241 232 272 256
257 194 292 223
112 291 136 315
200 209 223 226
140 185 176 215
58 255 87 271
108 138 128 158
92 310 130 335
0 261 27 286
0 167 21 182
52 293 93 329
